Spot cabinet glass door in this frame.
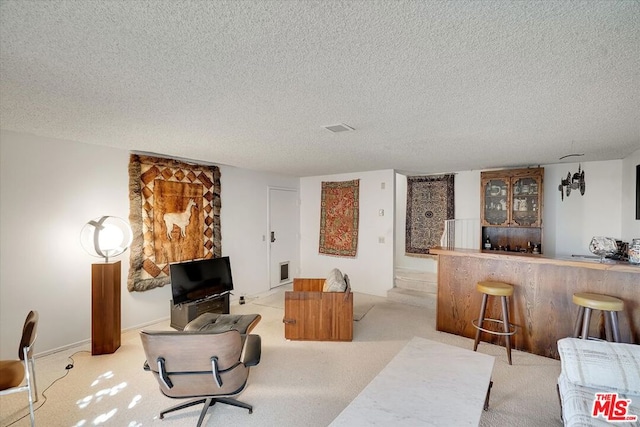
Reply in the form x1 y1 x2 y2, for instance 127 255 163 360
511 177 540 226
482 178 509 226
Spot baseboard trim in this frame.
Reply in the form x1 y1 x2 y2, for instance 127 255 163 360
35 316 170 359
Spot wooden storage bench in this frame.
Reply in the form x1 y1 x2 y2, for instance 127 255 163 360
283 278 353 341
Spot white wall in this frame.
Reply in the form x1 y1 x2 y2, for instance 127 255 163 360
454 171 482 220
219 167 299 297
0 130 298 358
299 170 395 297
0 131 145 359
543 160 623 257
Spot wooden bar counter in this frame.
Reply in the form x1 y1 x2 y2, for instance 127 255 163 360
430 247 640 359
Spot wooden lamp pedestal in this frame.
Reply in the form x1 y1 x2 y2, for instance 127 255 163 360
91 261 121 355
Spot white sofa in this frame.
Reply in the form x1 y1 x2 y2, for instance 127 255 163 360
557 338 640 426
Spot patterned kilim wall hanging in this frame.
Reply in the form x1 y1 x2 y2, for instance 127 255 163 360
128 154 221 292
406 174 454 255
319 179 360 257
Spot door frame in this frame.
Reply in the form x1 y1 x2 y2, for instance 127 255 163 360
267 186 299 289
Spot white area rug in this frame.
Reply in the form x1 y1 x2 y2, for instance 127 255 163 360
251 286 381 321
352 293 384 321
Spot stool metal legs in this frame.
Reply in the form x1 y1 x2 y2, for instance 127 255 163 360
473 294 515 365
604 312 612 342
473 294 488 352
572 306 585 338
603 311 621 342
572 306 621 343
581 307 592 341
501 296 512 365
610 311 621 342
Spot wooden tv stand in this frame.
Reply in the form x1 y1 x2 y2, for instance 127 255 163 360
170 293 230 330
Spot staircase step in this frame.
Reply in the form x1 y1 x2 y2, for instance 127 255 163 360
394 268 437 283
394 277 437 293
387 287 436 309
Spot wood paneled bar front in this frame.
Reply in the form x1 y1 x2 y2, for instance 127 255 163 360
430 247 640 359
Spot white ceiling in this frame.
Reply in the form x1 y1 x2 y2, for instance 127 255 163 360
1 1 638 177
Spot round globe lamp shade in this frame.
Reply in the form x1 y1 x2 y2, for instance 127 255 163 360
80 216 133 262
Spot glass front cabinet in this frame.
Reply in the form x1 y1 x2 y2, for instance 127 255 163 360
481 167 544 254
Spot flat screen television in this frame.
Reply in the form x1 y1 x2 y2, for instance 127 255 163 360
169 256 233 305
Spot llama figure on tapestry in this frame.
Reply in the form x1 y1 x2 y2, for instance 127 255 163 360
127 154 221 293
164 199 197 240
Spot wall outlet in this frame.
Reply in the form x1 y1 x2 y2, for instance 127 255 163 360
378 236 385 243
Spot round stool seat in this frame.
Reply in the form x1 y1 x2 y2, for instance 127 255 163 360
573 292 624 312
477 281 513 297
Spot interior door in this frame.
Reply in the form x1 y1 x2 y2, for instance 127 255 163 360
268 188 299 289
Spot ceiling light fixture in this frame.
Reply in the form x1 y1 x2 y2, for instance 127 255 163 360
323 123 354 133
558 153 584 160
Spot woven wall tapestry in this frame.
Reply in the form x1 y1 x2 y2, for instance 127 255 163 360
128 154 221 292
319 179 360 257
406 174 454 255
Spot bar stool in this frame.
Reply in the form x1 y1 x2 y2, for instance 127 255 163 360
572 292 624 342
472 281 517 365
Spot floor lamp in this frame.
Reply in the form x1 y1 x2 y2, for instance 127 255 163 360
80 216 132 355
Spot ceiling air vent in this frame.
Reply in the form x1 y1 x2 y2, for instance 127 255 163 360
323 123 354 133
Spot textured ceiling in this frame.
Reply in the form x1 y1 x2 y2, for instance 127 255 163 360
1 1 638 177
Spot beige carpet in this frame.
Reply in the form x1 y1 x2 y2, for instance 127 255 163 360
0 288 563 427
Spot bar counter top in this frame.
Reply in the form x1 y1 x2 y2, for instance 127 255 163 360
431 247 639 359
429 247 640 274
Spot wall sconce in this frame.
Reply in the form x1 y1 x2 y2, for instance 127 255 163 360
80 216 132 355
558 164 585 201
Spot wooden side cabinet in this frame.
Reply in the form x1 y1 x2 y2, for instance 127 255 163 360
481 167 544 253
170 293 230 330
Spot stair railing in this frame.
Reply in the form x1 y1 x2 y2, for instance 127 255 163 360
440 219 480 250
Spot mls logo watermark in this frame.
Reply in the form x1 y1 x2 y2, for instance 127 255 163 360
592 393 638 422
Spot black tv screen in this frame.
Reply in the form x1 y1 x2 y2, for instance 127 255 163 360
170 257 233 305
